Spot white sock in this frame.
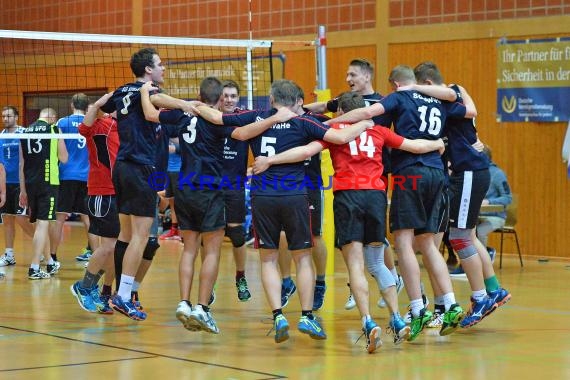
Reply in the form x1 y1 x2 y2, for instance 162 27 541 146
132 281 140 292
472 289 487 302
5 248 14 257
442 292 457 311
410 298 424 317
30 263 40 271
118 274 135 302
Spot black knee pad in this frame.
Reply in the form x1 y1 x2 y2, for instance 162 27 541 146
225 225 245 248
143 237 160 260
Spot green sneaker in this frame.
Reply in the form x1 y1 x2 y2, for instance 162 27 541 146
440 303 465 336
407 309 432 341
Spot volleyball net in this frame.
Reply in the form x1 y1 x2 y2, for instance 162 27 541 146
0 29 280 132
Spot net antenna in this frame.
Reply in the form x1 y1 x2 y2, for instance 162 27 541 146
0 29 275 129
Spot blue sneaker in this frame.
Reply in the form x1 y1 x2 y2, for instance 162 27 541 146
362 319 382 353
109 294 147 321
488 287 511 307
273 314 290 343
298 315 326 340
388 315 411 345
75 249 92 262
70 281 97 312
460 296 498 328
449 266 466 277
487 247 497 263
98 294 114 314
312 283 326 311
89 285 107 311
281 281 297 308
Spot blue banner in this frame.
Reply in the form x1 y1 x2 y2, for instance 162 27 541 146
497 87 570 122
497 37 570 122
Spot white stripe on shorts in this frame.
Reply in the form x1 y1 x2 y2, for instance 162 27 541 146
458 171 473 229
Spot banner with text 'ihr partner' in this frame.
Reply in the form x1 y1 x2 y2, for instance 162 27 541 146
497 37 570 122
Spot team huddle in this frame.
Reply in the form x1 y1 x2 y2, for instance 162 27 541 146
0 48 511 353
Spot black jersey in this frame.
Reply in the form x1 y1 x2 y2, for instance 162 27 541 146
159 109 234 189
21 119 60 185
445 84 490 172
222 109 329 196
380 90 466 174
222 108 250 188
100 81 161 166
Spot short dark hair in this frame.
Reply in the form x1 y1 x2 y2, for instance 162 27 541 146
130 48 158 77
270 79 304 107
199 77 223 105
71 93 89 112
337 91 365 113
414 61 444 85
222 80 240 94
349 58 374 77
2 106 18 117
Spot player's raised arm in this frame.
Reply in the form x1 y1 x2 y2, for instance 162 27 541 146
322 119 374 144
231 107 297 141
252 140 325 174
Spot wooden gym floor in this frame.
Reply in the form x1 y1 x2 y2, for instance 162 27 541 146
0 224 569 379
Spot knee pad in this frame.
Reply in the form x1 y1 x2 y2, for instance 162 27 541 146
449 227 477 260
143 237 160 260
225 225 245 248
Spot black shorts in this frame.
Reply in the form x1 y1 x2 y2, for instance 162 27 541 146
57 180 88 214
27 184 58 223
308 189 323 236
333 190 387 248
1 183 27 216
252 194 312 250
112 160 157 217
174 188 225 232
438 185 450 233
164 171 179 199
224 189 246 224
448 169 490 229
87 195 120 238
389 165 446 235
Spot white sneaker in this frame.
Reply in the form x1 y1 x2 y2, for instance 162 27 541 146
426 311 443 328
176 301 200 331
190 304 220 334
345 293 356 310
0 254 16 267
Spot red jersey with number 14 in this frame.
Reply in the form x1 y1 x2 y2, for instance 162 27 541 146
78 116 119 195
318 124 404 191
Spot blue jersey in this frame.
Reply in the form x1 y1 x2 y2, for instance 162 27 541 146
57 114 89 181
380 90 466 173
167 150 182 172
100 81 161 166
445 84 489 172
159 109 234 189
1 127 26 184
222 109 329 196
